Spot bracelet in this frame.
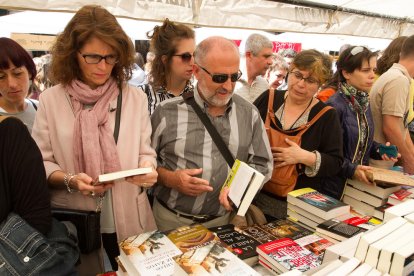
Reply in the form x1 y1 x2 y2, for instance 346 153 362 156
64 173 77 193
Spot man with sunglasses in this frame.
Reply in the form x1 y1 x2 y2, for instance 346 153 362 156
150 36 273 231
235 33 274 103
370 35 414 174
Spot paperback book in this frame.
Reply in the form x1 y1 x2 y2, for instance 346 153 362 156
118 230 182 276
287 188 350 220
256 237 320 273
316 219 366 242
208 224 260 266
262 219 313 240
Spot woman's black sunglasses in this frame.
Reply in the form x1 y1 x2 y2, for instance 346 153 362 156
198 65 242 84
173 52 193 63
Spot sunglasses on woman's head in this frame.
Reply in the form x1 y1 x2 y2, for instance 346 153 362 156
172 52 194 63
198 65 242 84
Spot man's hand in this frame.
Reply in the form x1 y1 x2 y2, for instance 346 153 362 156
219 187 233 211
173 168 213 197
353 165 373 185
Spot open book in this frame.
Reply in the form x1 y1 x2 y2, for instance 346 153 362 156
222 159 265 217
96 167 152 184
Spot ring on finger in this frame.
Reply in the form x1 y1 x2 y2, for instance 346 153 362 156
90 191 95 197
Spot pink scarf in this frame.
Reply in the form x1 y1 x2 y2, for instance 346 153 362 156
66 78 121 179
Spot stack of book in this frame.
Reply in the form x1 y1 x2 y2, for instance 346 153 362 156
383 199 414 222
286 188 351 231
342 179 400 220
316 216 414 276
387 187 414 205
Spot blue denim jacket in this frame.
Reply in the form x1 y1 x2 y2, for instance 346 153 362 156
0 213 79 276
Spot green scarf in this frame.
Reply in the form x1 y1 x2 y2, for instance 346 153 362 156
340 82 369 115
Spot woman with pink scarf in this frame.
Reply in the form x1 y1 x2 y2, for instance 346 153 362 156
32 5 157 275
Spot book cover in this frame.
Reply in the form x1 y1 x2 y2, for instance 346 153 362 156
316 219 366 241
384 199 414 222
222 159 265 216
239 224 279 244
262 219 313 240
119 230 182 275
173 242 259 275
256 237 320 273
97 167 152 183
295 234 334 261
288 188 350 220
208 224 260 265
166 224 222 253
343 215 381 230
387 188 414 205
365 167 414 187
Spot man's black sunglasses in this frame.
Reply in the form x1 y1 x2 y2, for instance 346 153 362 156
172 52 193 63
198 65 242 83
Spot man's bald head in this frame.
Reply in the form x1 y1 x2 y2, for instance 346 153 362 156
194 36 239 65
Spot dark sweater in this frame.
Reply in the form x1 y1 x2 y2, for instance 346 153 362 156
254 90 344 198
0 117 51 235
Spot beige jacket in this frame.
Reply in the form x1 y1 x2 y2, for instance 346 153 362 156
32 83 157 241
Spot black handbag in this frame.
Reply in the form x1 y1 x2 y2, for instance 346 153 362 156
52 89 123 254
52 208 101 254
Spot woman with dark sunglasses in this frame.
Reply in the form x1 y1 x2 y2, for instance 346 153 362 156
253 49 343 219
325 46 398 198
142 18 195 115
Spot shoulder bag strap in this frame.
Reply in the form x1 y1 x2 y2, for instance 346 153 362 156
265 88 275 129
183 92 235 168
113 86 123 144
296 105 333 137
28 99 38 111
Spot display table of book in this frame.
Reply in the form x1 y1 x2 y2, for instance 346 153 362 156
115 169 414 275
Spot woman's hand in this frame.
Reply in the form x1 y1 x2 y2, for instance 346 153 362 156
125 161 158 188
352 165 373 185
380 142 400 162
70 173 113 196
272 138 315 168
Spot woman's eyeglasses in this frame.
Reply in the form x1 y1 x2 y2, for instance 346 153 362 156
198 65 242 84
173 52 194 63
290 70 319 85
79 52 118 65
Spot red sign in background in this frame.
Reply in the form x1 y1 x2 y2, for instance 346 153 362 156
232 40 302 53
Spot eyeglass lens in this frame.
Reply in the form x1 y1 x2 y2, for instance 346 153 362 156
291 71 318 85
82 54 118 65
174 52 193 62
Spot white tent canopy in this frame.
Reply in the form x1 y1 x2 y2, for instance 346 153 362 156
0 0 413 39
0 10 393 53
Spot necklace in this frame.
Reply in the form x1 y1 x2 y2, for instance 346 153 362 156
280 94 314 130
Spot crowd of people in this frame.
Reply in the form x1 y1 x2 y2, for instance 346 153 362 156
1 4 413 275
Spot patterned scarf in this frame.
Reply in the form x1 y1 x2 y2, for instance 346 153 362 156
340 82 369 164
66 78 121 179
340 82 369 115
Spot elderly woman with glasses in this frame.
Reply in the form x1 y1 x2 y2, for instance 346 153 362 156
325 46 398 198
141 18 195 115
253 49 343 219
32 5 157 275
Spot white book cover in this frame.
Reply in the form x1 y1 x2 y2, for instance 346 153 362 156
389 238 414 276
97 167 152 183
383 199 414 222
364 223 413 268
344 185 386 207
308 259 343 276
223 159 265 216
348 263 373 276
326 257 360 276
322 233 362 264
119 230 182 276
354 217 407 262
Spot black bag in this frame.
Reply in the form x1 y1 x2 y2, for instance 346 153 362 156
52 208 101 254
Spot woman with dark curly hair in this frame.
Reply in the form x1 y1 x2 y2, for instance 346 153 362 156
141 18 195 115
32 5 157 274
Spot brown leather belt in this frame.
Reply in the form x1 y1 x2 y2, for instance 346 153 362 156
157 198 219 223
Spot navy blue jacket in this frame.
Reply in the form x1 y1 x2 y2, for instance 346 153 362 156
325 91 380 196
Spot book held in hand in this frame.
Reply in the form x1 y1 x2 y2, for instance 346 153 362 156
222 159 265 216
97 167 152 183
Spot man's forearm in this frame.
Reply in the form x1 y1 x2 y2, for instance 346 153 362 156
157 167 178 189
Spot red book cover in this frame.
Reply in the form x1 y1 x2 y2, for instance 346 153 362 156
256 237 320 272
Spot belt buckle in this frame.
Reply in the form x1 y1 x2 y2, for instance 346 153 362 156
191 214 211 223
